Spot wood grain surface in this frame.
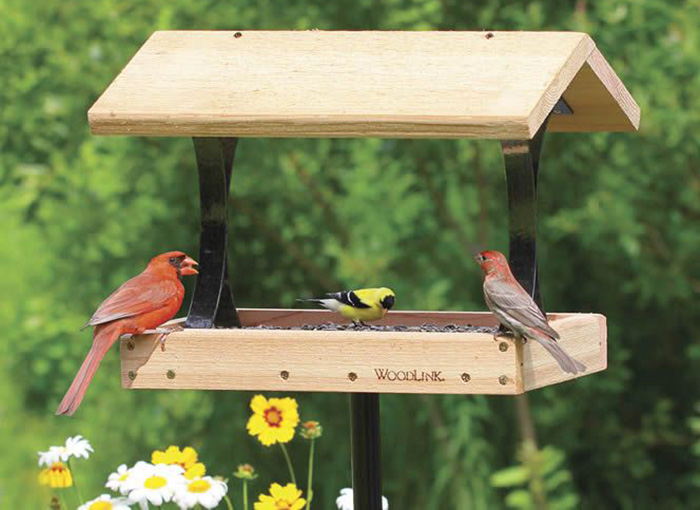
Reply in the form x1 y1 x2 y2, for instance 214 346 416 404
88 31 639 138
120 309 606 395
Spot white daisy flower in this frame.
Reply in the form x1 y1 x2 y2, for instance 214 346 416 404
64 435 94 459
107 463 148 495
78 494 132 510
123 462 186 508
39 435 94 464
336 488 389 510
173 476 228 509
38 450 61 467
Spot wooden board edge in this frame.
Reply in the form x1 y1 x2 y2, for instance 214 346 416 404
514 340 525 394
526 33 595 137
120 328 522 395
118 311 606 395
151 309 591 328
87 114 532 139
584 48 641 130
522 313 607 392
87 32 159 133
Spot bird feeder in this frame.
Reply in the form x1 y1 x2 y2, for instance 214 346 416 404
88 31 640 509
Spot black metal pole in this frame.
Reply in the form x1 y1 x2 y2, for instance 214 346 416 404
351 393 383 510
186 137 241 329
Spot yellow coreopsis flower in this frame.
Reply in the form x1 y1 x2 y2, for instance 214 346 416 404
152 446 206 480
254 483 306 510
247 395 300 446
38 462 73 488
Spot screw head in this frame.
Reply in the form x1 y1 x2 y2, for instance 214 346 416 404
461 373 471 383
348 372 358 382
128 371 136 381
498 375 508 385
280 370 290 380
234 32 243 38
499 342 509 352
166 370 176 380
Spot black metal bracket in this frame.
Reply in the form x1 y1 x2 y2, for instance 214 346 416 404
501 112 554 308
552 97 573 116
185 137 241 329
351 393 383 510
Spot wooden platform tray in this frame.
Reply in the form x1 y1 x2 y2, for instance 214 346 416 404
121 309 607 395
89 31 640 139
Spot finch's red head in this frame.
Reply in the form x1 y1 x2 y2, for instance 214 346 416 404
150 251 199 277
474 250 509 276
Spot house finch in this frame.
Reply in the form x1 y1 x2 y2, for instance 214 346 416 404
475 250 585 374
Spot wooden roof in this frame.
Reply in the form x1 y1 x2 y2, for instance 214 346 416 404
88 31 640 139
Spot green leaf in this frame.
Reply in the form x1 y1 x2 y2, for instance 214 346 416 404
491 466 531 487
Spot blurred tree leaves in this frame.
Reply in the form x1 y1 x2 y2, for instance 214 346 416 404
491 444 579 510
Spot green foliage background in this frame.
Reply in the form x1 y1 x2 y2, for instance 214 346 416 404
1 0 699 508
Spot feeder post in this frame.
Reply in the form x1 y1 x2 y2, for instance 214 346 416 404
186 137 242 329
351 393 383 510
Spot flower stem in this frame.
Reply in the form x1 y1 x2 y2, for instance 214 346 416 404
59 493 68 510
224 494 235 510
243 480 249 510
306 439 316 510
67 459 84 505
279 443 297 485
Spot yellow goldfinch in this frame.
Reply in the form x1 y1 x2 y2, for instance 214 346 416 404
299 287 396 324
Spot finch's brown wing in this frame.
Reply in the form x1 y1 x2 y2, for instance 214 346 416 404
84 273 181 328
484 279 560 339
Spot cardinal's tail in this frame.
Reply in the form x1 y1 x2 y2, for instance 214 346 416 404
535 337 586 375
56 323 123 416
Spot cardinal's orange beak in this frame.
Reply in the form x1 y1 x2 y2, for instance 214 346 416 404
180 256 199 276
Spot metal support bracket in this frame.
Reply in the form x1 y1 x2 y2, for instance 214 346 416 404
185 137 241 329
501 111 554 308
351 393 383 510
552 97 573 116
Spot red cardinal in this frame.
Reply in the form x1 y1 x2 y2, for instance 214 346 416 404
56 251 198 416
475 250 585 374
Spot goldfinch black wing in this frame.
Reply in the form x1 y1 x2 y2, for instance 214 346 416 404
326 290 372 309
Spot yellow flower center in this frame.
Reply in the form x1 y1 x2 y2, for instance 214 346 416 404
276 502 292 510
188 479 212 493
118 473 129 481
264 407 283 427
144 475 167 489
89 502 113 510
